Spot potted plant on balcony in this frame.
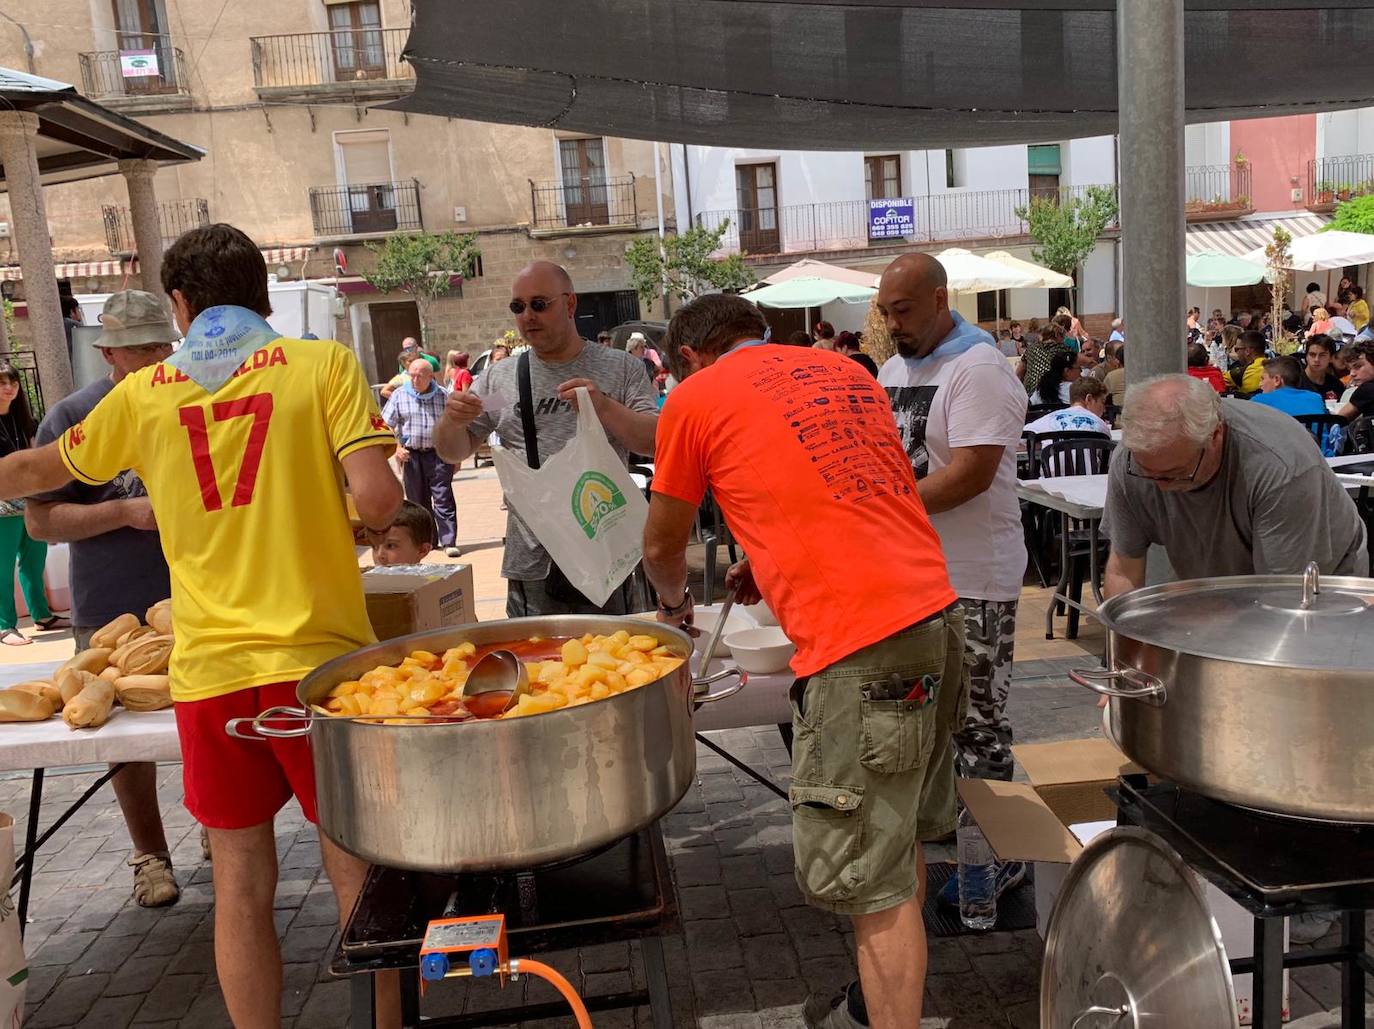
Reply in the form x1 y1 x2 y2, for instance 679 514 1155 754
1314 180 1337 207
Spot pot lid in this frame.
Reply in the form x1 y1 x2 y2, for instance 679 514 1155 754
1097 564 1374 670
1041 827 1238 1029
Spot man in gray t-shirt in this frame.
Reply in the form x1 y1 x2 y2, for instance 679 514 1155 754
435 261 658 616
1102 375 1367 598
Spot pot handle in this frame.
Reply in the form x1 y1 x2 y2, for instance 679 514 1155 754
225 705 313 741
1068 667 1167 707
693 667 745 707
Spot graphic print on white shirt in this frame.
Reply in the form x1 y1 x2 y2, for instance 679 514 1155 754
887 385 939 477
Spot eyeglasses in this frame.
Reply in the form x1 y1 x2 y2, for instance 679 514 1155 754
1125 447 1207 485
509 293 570 315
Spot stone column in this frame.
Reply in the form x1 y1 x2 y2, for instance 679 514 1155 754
119 159 164 296
1117 0 1186 381
0 111 72 404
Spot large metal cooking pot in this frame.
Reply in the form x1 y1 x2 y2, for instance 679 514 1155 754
1071 566 1374 823
228 616 741 871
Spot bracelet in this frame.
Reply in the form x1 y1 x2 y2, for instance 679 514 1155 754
657 591 692 617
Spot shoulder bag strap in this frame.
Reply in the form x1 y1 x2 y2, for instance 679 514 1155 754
518 350 540 469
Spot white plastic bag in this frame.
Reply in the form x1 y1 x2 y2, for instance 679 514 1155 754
0 813 26 1027
493 387 648 607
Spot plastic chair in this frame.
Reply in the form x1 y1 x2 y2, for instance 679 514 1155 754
1039 438 1115 638
1025 402 1067 423
1294 413 1348 458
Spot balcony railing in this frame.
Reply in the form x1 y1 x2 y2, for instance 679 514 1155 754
696 185 1119 256
1184 164 1253 220
102 198 210 255
309 180 422 239
1306 154 1374 211
251 28 412 95
78 36 189 101
530 175 638 231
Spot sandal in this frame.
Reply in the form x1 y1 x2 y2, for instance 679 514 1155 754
0 631 30 647
33 614 71 631
129 852 180 908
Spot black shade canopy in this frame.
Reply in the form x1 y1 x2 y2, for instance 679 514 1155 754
389 1 1374 149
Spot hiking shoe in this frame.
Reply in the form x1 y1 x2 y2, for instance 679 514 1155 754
1290 911 1338 945
935 860 1029 911
130 852 180 908
803 981 867 1029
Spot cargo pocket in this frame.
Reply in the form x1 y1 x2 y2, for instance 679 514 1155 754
858 688 936 774
790 782 866 905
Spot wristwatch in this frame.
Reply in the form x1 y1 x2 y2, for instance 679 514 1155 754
656 591 692 618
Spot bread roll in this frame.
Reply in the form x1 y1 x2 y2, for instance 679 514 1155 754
114 675 172 712
63 678 115 729
91 614 140 649
11 680 60 709
0 690 55 722
57 648 113 678
57 668 101 706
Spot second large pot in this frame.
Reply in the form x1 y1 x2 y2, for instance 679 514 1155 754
234 616 739 871
1071 567 1374 823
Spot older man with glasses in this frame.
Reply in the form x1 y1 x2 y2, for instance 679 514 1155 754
1102 374 1367 603
434 261 658 616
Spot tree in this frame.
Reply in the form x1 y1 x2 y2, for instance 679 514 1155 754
624 222 756 308
362 231 481 345
1324 194 1374 235
1264 227 1299 355
1013 186 1120 306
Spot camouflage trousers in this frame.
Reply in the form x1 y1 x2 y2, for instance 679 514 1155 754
952 597 1018 781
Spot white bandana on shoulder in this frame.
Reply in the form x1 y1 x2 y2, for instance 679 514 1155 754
164 305 283 393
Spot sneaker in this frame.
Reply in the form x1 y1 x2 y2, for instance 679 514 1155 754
129 852 180 908
444 545 462 558
1289 911 1338 945
803 981 867 1029
935 859 1029 912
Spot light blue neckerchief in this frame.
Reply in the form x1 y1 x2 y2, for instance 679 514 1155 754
165 305 282 393
401 379 442 400
720 338 769 362
903 311 992 367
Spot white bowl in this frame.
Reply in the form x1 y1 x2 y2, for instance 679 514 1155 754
742 599 779 626
723 626 795 675
691 609 752 657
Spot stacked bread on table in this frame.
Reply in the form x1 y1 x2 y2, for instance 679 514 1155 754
0 600 175 728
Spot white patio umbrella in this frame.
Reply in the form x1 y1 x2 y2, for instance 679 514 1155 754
933 248 1042 292
981 251 1074 289
1241 230 1374 272
761 258 879 289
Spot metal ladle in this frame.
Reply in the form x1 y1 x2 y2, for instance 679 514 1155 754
461 649 532 715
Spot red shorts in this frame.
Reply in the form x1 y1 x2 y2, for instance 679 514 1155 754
175 682 319 830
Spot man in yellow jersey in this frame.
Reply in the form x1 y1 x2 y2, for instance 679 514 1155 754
0 224 403 1028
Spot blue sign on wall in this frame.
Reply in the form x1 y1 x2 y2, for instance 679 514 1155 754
868 198 915 239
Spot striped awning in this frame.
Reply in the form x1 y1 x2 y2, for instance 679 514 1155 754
262 247 313 265
0 259 125 282
1185 213 1330 259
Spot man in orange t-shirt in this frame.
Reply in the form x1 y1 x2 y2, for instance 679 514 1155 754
643 294 965 1029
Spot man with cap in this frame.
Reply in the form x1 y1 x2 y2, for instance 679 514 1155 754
25 290 181 907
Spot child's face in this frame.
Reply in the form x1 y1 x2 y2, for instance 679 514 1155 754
372 527 430 567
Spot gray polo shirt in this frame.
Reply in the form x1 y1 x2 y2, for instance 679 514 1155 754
471 342 657 581
1103 399 1367 577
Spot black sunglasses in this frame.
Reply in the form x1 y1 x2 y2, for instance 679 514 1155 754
509 293 570 315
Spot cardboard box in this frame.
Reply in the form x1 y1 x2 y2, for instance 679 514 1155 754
958 738 1287 1025
362 564 476 641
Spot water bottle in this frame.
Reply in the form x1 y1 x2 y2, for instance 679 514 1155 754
956 808 997 930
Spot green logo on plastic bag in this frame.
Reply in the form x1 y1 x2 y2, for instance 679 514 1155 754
572 472 627 539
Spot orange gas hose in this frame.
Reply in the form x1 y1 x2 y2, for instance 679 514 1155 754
512 959 593 1029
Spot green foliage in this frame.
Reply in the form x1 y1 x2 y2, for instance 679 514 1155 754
1013 186 1120 281
1325 194 1374 235
0 299 18 353
362 231 481 343
625 222 757 305
1265 227 1296 353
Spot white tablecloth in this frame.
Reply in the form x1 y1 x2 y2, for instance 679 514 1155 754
1024 474 1109 510
0 710 181 773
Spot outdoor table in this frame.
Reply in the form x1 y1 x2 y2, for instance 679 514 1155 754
0 709 181 932
1016 475 1108 638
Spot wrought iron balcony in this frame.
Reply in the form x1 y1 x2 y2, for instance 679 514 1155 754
696 184 1119 256
102 198 210 255
78 36 189 103
251 29 412 98
308 180 423 239
1184 164 1253 221
530 175 638 231
1306 154 1374 212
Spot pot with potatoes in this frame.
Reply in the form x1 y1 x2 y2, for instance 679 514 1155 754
226 616 741 872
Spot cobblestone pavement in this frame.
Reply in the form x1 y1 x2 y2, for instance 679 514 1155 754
6 656 1364 1028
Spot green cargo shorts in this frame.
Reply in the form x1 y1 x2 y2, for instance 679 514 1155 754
788 606 969 916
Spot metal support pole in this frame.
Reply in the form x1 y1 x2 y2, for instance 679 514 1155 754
1117 0 1186 381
